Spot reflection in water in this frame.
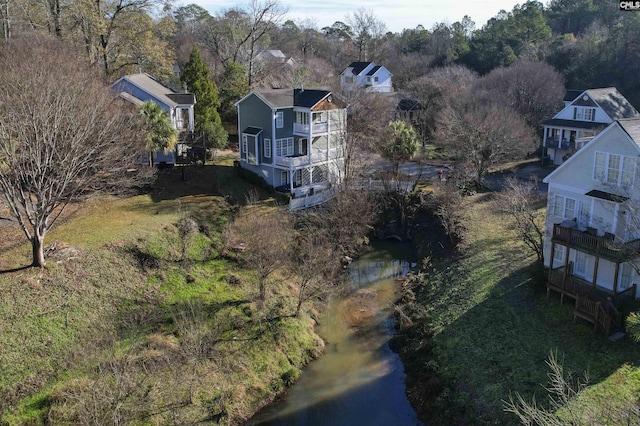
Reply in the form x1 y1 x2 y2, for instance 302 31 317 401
249 245 423 426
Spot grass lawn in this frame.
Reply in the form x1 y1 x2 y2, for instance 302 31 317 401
400 191 640 425
0 155 321 425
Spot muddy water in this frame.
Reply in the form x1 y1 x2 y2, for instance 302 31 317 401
249 243 423 426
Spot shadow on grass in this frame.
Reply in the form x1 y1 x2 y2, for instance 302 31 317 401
146 164 280 207
0 265 32 274
404 257 640 425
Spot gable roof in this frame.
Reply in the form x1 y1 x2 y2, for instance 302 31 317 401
366 65 382 76
113 73 195 108
618 118 640 145
237 88 346 110
294 89 331 108
345 61 373 76
564 89 583 102
583 87 638 120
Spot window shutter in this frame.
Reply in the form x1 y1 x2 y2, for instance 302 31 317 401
573 107 577 119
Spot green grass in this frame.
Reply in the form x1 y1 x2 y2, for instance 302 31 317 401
401 193 640 425
0 159 321 425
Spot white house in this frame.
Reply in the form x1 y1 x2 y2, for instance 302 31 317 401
235 88 348 209
542 118 640 333
340 62 393 93
542 87 639 165
111 73 196 166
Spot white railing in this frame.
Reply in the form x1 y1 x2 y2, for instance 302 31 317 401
274 152 328 168
293 122 329 135
289 188 336 210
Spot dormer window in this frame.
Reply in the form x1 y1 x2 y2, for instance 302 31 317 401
574 107 595 121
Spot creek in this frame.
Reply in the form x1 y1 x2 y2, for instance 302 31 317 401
249 242 424 426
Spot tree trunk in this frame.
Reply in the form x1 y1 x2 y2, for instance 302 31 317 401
31 234 46 267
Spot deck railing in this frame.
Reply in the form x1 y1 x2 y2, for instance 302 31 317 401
549 268 635 335
552 224 634 261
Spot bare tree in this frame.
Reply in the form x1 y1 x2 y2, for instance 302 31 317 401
226 207 293 301
0 34 150 267
206 0 287 86
494 176 546 263
346 8 387 62
504 350 640 425
289 227 338 317
473 60 565 127
437 97 537 188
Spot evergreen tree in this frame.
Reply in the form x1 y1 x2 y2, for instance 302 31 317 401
181 44 227 151
219 61 249 123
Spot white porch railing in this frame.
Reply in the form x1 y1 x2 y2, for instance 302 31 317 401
274 152 328 168
293 122 329 135
289 188 336 210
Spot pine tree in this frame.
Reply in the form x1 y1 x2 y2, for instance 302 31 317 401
181 45 228 150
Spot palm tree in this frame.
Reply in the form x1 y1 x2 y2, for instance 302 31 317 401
140 101 178 166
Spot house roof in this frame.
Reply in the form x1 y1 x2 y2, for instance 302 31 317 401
618 118 640 145
167 93 196 105
346 61 373 76
243 127 263 135
366 65 382 76
239 88 346 110
564 89 583 102
113 73 195 108
256 50 287 60
542 118 609 130
584 87 639 120
585 190 629 203
253 89 294 109
294 89 331 108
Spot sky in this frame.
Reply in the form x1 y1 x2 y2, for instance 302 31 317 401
190 0 526 33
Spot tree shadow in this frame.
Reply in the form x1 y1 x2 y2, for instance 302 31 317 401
0 265 32 274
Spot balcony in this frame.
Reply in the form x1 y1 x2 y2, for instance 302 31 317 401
274 151 328 169
293 122 329 135
552 223 640 262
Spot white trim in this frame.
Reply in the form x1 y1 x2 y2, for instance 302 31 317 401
264 138 271 158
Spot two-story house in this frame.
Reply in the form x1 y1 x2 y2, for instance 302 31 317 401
340 62 393 93
543 118 640 333
112 73 196 165
542 87 638 165
235 88 348 208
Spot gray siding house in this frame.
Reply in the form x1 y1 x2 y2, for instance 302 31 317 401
235 88 348 208
111 73 196 165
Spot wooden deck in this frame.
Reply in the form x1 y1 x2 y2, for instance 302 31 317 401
547 265 636 335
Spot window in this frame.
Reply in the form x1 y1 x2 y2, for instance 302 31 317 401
280 171 289 186
575 107 595 121
264 138 271 158
553 245 565 265
275 138 294 156
276 111 283 128
593 151 636 186
241 135 248 160
553 195 576 219
298 138 306 156
621 263 634 290
296 111 308 125
344 76 353 84
574 251 587 277
312 112 326 123
374 76 379 83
